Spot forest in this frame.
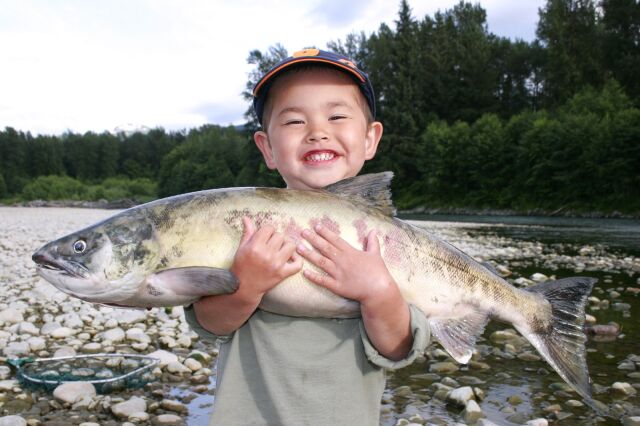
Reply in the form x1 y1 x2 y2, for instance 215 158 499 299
1 0 638 215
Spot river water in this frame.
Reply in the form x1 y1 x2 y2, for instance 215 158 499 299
380 214 640 425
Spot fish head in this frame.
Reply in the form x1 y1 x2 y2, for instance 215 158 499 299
32 214 157 304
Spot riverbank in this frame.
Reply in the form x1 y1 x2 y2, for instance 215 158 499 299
5 199 639 219
0 207 639 425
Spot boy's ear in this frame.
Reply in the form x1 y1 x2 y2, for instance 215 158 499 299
254 131 278 170
364 121 384 160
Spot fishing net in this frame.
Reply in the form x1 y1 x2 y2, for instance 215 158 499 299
8 353 160 393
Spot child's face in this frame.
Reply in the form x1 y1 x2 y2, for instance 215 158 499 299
254 69 383 190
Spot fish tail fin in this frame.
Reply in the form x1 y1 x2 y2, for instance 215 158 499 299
516 277 597 406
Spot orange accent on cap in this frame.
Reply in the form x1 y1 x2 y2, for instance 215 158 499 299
293 48 320 57
338 58 356 68
253 58 366 97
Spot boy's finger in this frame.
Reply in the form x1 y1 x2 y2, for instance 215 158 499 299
303 269 337 292
314 224 349 249
302 229 339 259
365 230 380 253
239 216 256 245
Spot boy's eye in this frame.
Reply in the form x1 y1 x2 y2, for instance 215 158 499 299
284 119 304 125
329 115 347 121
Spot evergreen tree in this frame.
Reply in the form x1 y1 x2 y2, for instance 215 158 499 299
600 0 640 102
537 0 603 106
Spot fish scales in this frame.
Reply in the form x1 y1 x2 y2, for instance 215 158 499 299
32 172 598 408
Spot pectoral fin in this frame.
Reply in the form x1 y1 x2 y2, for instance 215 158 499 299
429 307 489 363
149 266 239 297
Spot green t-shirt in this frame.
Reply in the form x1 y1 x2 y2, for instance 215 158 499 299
184 305 430 426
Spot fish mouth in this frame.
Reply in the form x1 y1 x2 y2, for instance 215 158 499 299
32 252 88 279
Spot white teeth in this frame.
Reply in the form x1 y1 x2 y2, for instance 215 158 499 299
306 152 335 162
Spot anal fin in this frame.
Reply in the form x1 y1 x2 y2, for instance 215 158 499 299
429 307 489 363
150 266 239 297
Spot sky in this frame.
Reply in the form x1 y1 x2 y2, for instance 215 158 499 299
0 0 546 135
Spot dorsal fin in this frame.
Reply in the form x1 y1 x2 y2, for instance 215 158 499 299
323 172 396 217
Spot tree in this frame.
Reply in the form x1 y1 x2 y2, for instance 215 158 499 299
537 0 603 106
600 0 640 102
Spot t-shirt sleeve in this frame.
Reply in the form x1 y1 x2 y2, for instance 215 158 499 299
359 304 430 370
183 304 234 344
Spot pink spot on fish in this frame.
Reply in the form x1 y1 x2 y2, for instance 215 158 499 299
352 217 369 250
284 217 303 243
381 228 407 267
309 215 341 235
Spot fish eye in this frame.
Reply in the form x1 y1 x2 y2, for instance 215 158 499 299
73 240 87 254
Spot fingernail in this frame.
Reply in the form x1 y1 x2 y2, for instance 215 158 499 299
301 229 310 237
297 244 306 252
314 224 322 231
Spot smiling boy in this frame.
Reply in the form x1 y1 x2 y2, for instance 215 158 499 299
185 49 430 425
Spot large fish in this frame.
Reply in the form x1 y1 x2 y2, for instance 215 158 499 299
32 172 596 404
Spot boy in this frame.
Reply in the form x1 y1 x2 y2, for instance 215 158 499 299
185 49 430 425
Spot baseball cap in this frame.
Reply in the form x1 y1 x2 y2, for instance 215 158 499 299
252 48 376 126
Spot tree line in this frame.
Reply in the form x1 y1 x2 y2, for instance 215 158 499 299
1 0 638 215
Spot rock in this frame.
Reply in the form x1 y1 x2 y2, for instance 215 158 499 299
126 328 151 343
0 308 24 324
183 358 202 372
160 399 188 414
622 417 640 426
147 349 179 367
16 322 39 335
462 399 483 423
51 327 75 339
151 414 184 425
81 342 102 354
102 327 125 342
167 361 191 374
0 366 10 380
116 310 147 325
447 386 475 406
530 272 548 282
565 399 584 407
3 342 30 358
53 382 96 404
187 350 212 364
612 382 637 396
517 351 541 362
429 362 459 374
525 419 548 426
111 396 147 419
53 346 76 358
0 380 19 391
128 412 150 422
0 416 27 426
489 329 518 344
26 336 46 351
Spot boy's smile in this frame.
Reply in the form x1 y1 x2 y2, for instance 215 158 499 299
254 68 383 190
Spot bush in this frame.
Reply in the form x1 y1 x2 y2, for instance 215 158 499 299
21 175 86 200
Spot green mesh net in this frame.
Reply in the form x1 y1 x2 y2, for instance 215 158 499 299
8 353 160 393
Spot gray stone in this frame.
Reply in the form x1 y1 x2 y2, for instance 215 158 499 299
447 386 475 406
612 382 637 396
3 342 30 358
102 327 125 342
152 414 184 425
462 400 483 423
147 349 179 367
53 382 96 404
0 415 27 426
111 396 147 419
622 417 640 426
429 362 459 374
525 420 548 426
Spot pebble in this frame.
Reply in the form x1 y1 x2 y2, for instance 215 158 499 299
622 417 640 426
0 416 27 426
152 414 184 425
53 382 97 405
525 419 548 426
160 399 188 414
429 362 459 374
612 382 637 396
462 399 483 423
447 386 475 406
111 396 147 419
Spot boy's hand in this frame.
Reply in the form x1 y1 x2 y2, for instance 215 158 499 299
296 224 394 304
231 216 303 301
